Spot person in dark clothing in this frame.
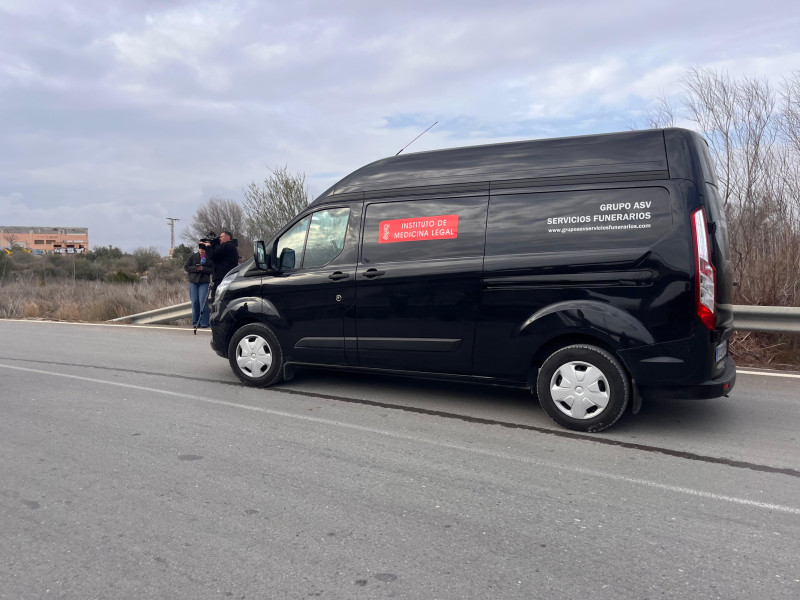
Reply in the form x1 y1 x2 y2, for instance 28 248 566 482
184 244 213 328
205 230 239 300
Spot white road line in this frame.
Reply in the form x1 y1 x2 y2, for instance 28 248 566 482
3 362 799 516
736 369 800 379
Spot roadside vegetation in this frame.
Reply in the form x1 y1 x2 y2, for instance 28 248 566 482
643 68 800 368
0 167 310 327
0 248 189 323
180 167 311 262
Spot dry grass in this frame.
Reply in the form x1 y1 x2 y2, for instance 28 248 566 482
0 280 190 324
729 242 800 369
730 331 800 371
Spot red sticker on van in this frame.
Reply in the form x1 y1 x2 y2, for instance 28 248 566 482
378 214 459 243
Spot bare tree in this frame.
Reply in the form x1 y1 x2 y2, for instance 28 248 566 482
778 71 800 153
678 68 800 309
643 91 679 129
242 166 311 243
634 68 800 363
2 233 20 249
182 196 247 247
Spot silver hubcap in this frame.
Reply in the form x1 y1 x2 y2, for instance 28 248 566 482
549 360 610 419
235 334 273 378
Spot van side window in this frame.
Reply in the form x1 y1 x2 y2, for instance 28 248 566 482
303 207 350 268
276 215 310 269
486 187 672 256
362 196 488 263
276 208 351 270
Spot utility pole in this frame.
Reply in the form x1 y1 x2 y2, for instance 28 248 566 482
166 217 180 257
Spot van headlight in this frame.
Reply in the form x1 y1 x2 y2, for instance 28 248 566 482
215 272 236 300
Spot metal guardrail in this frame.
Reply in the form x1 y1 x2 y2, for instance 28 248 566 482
109 302 800 333
732 305 800 334
109 302 192 325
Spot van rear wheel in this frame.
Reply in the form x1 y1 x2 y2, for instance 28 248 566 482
228 323 284 387
536 345 629 432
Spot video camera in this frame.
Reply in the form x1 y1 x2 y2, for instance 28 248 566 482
199 231 218 247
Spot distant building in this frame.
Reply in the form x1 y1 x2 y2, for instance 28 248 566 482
0 226 89 254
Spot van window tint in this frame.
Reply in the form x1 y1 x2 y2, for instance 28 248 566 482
303 208 350 268
486 187 672 256
362 196 488 263
277 215 310 268
276 208 351 270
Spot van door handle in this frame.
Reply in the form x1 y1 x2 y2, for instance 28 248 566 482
328 271 350 281
362 268 385 279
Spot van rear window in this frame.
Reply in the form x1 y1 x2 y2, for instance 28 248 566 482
486 187 672 256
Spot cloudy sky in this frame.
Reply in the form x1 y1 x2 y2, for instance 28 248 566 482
2 0 799 254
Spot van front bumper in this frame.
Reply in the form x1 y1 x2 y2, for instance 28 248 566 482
210 323 229 358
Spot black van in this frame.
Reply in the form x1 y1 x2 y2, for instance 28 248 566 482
209 128 736 432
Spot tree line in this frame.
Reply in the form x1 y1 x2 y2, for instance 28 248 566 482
643 67 800 309
643 67 800 365
180 166 310 261
0 167 311 286
0 245 180 285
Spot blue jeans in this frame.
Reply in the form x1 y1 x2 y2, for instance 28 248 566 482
189 282 210 327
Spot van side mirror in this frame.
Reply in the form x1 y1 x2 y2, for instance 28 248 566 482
253 240 269 271
278 248 295 270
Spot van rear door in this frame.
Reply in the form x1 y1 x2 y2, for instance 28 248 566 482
665 129 735 332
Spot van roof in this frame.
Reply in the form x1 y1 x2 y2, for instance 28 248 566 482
312 128 707 205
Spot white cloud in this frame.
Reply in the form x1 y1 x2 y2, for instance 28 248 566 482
108 3 241 68
243 42 290 66
628 63 687 100
0 191 25 209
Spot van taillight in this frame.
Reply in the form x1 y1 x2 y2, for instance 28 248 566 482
691 208 716 330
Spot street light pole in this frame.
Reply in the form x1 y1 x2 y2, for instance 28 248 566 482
166 217 180 257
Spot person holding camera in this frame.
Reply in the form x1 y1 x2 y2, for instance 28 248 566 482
204 230 239 300
184 243 213 328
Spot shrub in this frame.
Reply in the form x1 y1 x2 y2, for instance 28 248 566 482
105 271 138 284
0 279 189 323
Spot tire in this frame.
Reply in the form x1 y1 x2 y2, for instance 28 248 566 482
227 323 284 387
536 344 629 432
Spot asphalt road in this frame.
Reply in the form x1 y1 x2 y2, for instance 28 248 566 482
1 320 798 599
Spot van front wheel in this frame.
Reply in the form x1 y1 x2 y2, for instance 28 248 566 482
536 345 629 432
228 323 284 387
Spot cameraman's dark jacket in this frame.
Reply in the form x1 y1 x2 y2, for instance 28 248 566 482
184 252 213 284
207 238 239 284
